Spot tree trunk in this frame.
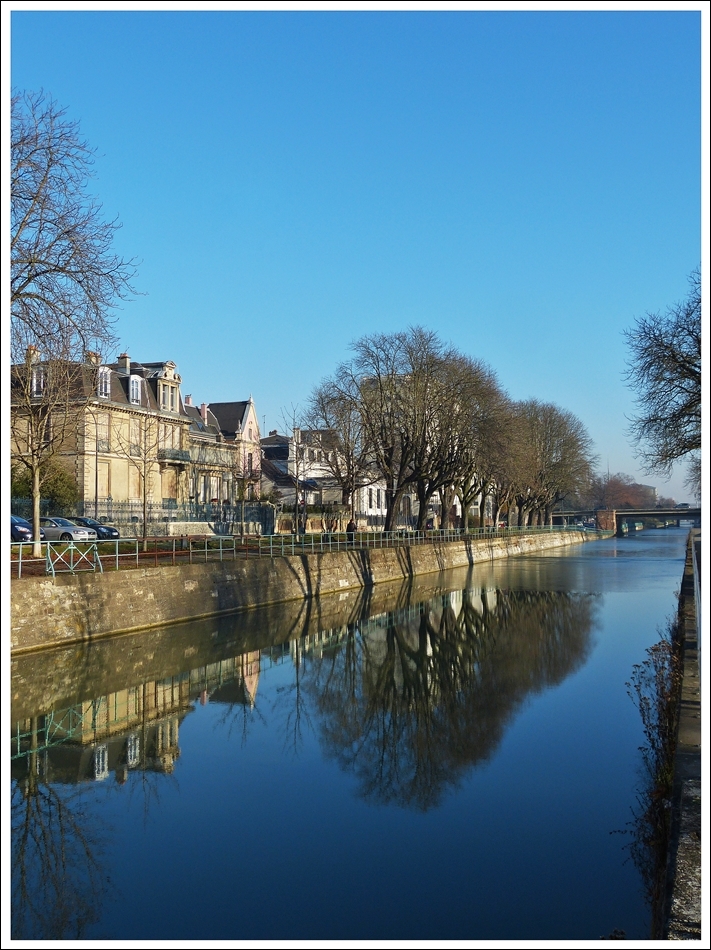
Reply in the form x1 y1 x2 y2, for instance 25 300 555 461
415 484 430 531
479 493 487 526
32 463 42 557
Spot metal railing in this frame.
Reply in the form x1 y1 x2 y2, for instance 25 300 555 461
46 541 104 577
10 524 601 579
249 523 597 557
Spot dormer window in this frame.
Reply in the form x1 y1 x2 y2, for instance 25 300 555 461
31 368 45 397
130 376 141 405
160 383 177 411
97 367 111 399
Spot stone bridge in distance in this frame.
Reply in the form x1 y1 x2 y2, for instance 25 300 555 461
555 508 701 536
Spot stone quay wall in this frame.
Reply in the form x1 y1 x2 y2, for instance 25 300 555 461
662 530 701 939
11 529 599 655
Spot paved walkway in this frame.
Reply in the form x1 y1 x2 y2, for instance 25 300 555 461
664 530 701 940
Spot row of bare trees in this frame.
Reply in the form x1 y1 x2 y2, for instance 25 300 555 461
306 327 597 530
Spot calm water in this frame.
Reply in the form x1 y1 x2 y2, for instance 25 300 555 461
10 528 689 940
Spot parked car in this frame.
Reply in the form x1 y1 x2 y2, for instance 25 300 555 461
11 515 46 542
675 503 690 509
39 517 98 542
71 516 120 540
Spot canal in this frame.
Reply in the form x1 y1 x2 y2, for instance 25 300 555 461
10 527 689 940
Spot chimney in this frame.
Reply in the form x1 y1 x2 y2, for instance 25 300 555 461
200 402 209 423
26 345 41 364
117 353 131 374
85 350 101 365
184 394 193 407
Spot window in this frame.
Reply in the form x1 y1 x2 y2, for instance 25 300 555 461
377 489 381 508
161 384 169 410
130 377 140 405
98 367 111 398
93 744 109 781
369 488 373 509
127 734 140 768
96 413 110 452
170 386 176 411
129 418 141 456
31 368 45 396
41 415 52 447
248 453 253 475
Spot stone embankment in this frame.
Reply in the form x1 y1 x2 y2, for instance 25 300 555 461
663 530 701 939
11 529 599 654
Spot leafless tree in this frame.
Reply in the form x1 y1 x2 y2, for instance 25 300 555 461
305 375 377 518
279 404 308 533
11 90 136 541
10 355 94 550
512 400 596 526
111 413 162 544
624 268 701 497
447 357 510 530
345 327 457 531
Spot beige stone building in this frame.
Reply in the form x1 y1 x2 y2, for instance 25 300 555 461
11 351 262 526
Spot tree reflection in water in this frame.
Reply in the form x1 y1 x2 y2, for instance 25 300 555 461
305 587 599 810
11 719 106 940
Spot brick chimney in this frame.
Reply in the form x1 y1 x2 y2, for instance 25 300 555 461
200 402 209 423
117 353 131 374
184 394 193 407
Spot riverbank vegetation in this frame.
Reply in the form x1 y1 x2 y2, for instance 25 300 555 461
625 612 683 936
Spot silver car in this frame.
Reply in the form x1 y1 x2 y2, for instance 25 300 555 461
39 517 98 542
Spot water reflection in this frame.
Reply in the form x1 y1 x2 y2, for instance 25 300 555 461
304 588 598 809
11 576 599 938
11 720 106 939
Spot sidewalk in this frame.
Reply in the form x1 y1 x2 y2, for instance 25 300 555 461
663 530 701 940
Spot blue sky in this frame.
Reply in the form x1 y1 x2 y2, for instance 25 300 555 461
7 4 704 500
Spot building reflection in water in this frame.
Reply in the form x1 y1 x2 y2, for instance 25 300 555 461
11 650 264 787
10 581 598 938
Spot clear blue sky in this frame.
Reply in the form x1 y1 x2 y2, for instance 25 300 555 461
7 5 704 500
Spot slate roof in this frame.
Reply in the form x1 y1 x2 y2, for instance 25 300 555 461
208 401 251 439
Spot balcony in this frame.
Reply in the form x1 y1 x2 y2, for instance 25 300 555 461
157 448 191 464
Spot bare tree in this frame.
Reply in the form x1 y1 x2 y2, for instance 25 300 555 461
624 268 701 497
447 357 510 530
10 355 93 551
11 90 136 540
306 375 378 519
512 400 596 526
111 413 162 544
279 404 308 534
345 327 456 531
